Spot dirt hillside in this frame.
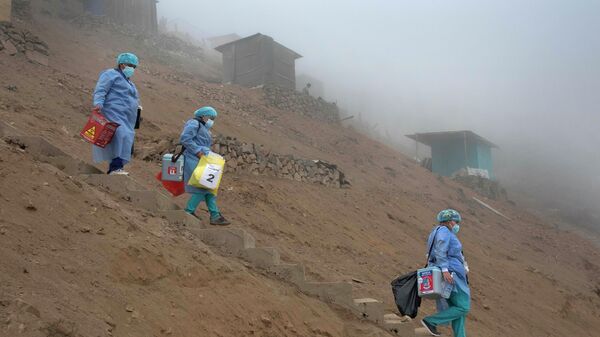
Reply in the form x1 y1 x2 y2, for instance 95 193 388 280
1 9 599 337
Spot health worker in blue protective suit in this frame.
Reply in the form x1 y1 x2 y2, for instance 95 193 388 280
92 53 140 175
421 209 470 337
180 106 230 226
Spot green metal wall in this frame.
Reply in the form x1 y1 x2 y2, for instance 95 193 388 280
476 143 494 178
431 139 466 177
430 138 493 178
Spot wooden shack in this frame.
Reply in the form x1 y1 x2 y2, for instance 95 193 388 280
215 33 302 89
0 0 11 22
84 0 157 34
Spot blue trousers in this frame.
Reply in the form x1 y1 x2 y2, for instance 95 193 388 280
185 193 220 219
423 287 470 337
107 157 125 173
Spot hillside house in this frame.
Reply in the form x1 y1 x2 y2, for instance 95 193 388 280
215 33 302 89
84 0 158 34
406 130 498 179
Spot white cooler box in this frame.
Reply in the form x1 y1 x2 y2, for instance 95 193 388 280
161 153 184 182
417 267 444 299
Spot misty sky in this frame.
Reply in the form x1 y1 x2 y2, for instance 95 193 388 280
158 0 600 213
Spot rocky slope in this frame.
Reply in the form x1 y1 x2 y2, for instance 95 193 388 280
1 10 599 337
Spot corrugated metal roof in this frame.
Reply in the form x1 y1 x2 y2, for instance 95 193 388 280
406 130 498 148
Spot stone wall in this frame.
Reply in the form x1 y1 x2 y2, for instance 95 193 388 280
453 175 507 200
213 135 350 188
0 22 49 65
263 85 340 123
139 135 350 188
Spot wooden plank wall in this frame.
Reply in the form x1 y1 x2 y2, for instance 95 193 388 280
233 35 267 87
272 44 296 89
0 0 11 22
105 0 157 34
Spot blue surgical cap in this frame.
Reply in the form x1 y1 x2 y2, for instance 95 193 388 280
194 106 218 118
437 209 462 223
116 53 139 67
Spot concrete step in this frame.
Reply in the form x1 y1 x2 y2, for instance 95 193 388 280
4 135 102 175
241 247 281 269
300 282 353 308
5 135 67 157
384 313 411 322
194 227 256 255
82 175 180 211
127 190 180 212
384 313 414 336
268 264 306 287
43 155 102 175
158 210 204 229
414 327 429 336
353 298 384 323
0 121 21 137
80 174 144 196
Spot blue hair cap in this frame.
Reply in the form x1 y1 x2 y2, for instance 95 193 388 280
194 106 218 118
116 53 139 67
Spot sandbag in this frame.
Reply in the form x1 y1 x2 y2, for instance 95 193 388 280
391 270 422 318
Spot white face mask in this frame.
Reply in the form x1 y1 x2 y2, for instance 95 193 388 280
205 119 214 129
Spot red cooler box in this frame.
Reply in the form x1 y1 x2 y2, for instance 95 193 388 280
80 109 119 148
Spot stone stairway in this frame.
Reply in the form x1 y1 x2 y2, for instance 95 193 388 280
0 124 418 336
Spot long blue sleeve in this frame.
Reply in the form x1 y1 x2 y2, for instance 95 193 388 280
180 120 210 156
93 70 117 108
432 229 451 272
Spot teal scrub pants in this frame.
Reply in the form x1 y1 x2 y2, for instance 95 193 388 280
185 193 220 219
423 287 470 337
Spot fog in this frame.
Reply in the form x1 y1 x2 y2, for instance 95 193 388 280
158 0 600 225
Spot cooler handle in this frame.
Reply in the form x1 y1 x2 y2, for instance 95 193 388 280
171 145 185 163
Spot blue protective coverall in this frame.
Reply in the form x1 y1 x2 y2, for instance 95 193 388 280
424 225 471 337
180 119 220 218
92 68 139 164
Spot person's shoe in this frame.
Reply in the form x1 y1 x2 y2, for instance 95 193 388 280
421 320 441 336
210 215 230 226
109 169 129 176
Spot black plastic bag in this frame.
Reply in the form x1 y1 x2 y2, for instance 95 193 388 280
134 106 142 129
391 270 422 318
